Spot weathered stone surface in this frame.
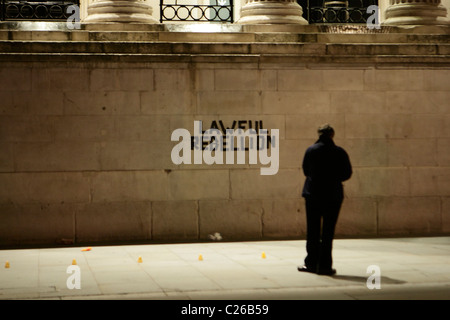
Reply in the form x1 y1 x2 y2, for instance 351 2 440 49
91 171 169 202
377 197 442 235
152 200 199 241
0 26 449 246
261 199 306 239
0 203 75 246
199 199 264 240
0 172 91 204
75 201 152 243
336 197 378 237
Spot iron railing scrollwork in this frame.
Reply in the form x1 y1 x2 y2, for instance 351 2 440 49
160 0 234 23
299 0 378 24
0 0 80 21
0 0 378 24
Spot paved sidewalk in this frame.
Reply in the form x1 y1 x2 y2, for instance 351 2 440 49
1 237 449 300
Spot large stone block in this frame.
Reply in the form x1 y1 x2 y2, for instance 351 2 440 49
262 91 330 115
0 203 75 246
387 139 437 167
0 142 14 172
0 92 22 115
330 91 387 114
199 199 263 240
0 172 91 204
152 200 198 240
197 91 261 115
45 113 166 144
345 114 412 139
344 138 388 167
91 171 169 202
286 114 345 140
437 139 450 166
99 141 175 171
32 68 89 92
0 116 53 142
64 91 141 115
214 69 261 91
386 91 450 114
377 197 442 235
423 70 450 91
410 114 444 139
322 70 365 91
335 197 378 237
141 90 195 115
260 69 278 91
363 69 424 91
230 169 301 199
410 167 450 196
346 167 410 197
440 115 450 138
277 69 323 91
195 69 215 91
168 170 229 200
0 91 64 115
443 197 450 233
75 201 152 243
154 68 192 91
90 68 154 92
50 115 115 142
261 199 305 239
14 141 100 172
280 139 310 169
0 68 32 92
114 115 171 142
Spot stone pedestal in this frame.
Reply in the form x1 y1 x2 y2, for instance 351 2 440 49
84 0 158 23
384 0 448 25
237 0 308 24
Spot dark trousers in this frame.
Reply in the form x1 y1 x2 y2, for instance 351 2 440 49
304 196 342 272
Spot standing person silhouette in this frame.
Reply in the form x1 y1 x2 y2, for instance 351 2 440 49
298 124 352 276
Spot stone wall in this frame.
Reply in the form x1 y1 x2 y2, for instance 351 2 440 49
0 29 449 247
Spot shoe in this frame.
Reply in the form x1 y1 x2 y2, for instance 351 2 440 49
297 265 316 273
317 268 336 276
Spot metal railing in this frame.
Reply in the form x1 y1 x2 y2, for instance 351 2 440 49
300 0 377 23
0 0 377 24
0 0 79 21
160 0 234 23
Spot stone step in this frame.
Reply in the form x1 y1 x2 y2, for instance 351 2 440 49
2 21 448 33
0 22 449 44
0 40 448 56
0 29 449 44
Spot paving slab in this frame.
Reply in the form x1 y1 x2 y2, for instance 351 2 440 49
0 237 449 301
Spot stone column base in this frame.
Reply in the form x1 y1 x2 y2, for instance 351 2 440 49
384 2 448 26
237 0 308 25
84 0 158 23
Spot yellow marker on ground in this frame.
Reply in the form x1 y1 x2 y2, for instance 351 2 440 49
137 256 143 263
5 261 10 268
198 254 203 261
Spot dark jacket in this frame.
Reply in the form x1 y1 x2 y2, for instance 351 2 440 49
301 137 352 200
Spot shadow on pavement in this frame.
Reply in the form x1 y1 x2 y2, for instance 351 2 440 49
329 274 406 285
